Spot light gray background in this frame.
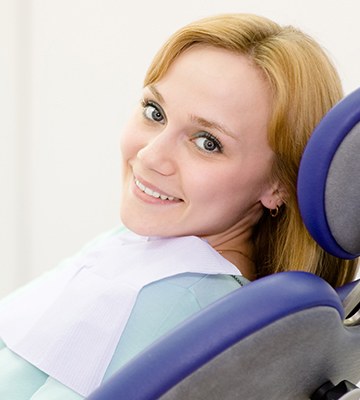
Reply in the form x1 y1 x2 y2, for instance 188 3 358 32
1 0 360 296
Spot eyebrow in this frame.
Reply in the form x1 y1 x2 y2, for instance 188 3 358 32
148 85 165 104
190 115 237 140
146 84 237 140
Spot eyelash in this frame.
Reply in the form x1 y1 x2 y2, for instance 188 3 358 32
140 98 223 154
141 99 165 124
193 132 223 153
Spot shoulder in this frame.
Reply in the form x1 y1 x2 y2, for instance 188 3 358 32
128 273 246 340
104 273 245 377
149 273 246 308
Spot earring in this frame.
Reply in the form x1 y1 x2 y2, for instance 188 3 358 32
270 205 279 218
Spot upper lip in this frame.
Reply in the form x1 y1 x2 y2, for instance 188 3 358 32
134 175 182 200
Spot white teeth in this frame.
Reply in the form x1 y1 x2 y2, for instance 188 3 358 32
135 179 177 201
137 181 146 191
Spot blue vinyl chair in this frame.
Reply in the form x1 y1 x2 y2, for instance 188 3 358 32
87 88 360 400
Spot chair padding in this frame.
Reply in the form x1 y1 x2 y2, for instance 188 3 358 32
326 122 360 254
298 88 360 259
161 307 360 400
87 272 345 400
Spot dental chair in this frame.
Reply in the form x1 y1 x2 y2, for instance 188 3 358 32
87 88 360 400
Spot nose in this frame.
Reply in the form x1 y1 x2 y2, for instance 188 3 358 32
137 131 177 176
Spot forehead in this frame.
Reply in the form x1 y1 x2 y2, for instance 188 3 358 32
152 46 272 138
156 45 269 101
159 44 267 81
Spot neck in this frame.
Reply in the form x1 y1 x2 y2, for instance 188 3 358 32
218 249 256 280
201 203 263 281
203 227 257 281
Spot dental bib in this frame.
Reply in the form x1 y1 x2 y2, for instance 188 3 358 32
0 229 240 396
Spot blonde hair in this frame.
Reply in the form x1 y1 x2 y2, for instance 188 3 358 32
144 14 358 287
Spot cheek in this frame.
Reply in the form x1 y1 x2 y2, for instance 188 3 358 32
120 118 141 161
188 162 268 209
186 167 237 203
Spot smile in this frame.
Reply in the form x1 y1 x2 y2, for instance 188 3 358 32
134 178 181 202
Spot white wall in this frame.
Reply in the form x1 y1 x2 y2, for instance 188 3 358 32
1 0 360 297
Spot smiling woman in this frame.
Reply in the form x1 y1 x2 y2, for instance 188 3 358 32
0 13 358 400
120 47 275 279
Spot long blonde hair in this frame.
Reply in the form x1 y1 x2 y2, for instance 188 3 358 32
144 14 358 287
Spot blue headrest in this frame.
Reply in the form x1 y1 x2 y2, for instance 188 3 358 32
297 88 360 259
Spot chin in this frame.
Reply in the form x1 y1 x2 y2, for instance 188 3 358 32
120 214 164 238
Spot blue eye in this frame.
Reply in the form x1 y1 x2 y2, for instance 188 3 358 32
142 101 165 124
193 132 223 153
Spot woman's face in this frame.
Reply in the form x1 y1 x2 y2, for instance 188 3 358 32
120 46 277 244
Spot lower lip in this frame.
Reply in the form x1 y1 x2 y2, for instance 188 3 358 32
131 180 182 205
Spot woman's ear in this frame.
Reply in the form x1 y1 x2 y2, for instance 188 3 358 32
259 182 287 210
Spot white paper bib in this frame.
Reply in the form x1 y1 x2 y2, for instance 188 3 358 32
0 230 240 396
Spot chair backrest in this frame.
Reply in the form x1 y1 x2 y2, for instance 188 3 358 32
87 89 360 400
298 87 360 260
88 272 360 400
298 87 360 322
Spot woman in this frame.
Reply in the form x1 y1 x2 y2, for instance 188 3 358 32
0 13 358 400
135 13 357 287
